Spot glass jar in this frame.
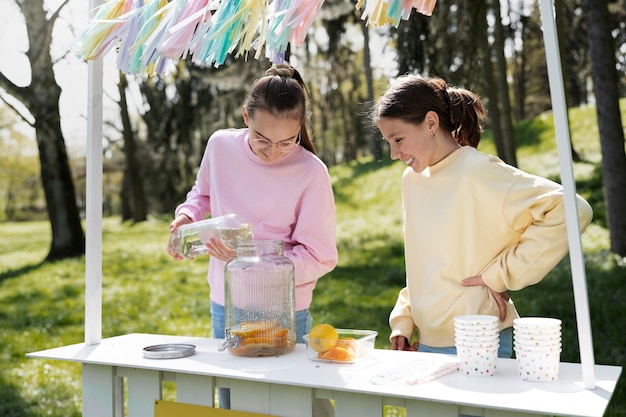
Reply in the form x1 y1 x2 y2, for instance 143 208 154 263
218 240 296 357
167 213 254 259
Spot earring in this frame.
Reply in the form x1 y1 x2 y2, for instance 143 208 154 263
430 131 435 137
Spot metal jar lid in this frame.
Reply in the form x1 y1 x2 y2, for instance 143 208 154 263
143 343 196 359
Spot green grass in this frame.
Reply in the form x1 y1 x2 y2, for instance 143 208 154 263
1 101 625 416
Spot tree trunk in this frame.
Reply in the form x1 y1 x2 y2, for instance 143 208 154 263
0 0 85 260
513 29 527 121
582 0 626 256
35 103 85 260
491 0 518 167
118 72 147 222
555 0 582 162
120 173 132 221
478 2 505 157
512 2 528 121
361 21 381 159
475 1 505 158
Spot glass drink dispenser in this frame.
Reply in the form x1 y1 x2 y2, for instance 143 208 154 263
218 240 296 356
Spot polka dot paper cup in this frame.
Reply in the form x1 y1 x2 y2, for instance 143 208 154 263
515 348 560 382
514 336 562 348
513 317 562 381
513 331 562 342
456 344 498 376
513 317 561 331
514 341 562 352
455 334 499 344
455 315 499 327
454 325 499 336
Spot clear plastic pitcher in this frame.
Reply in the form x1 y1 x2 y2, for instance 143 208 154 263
167 213 254 259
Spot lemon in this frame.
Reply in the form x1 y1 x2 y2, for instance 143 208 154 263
308 323 339 353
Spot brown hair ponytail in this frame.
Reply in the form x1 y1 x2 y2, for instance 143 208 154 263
447 87 485 147
372 75 485 148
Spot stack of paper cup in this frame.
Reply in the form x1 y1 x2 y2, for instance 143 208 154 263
454 315 499 376
513 317 562 382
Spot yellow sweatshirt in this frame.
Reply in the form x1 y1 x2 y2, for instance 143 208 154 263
389 147 593 347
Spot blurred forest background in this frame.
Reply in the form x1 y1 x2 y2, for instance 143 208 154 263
1 0 625 260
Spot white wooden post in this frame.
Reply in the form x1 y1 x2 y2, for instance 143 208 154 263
85 0 104 346
538 0 596 389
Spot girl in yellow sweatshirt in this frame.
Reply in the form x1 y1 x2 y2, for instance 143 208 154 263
372 76 592 358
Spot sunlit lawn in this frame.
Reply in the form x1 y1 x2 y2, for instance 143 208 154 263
1 101 625 416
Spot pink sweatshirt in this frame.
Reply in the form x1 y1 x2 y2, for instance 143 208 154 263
175 128 338 311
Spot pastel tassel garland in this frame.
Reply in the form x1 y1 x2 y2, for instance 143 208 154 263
160 0 211 60
265 0 293 63
115 0 145 73
355 0 437 27
288 0 325 46
193 0 245 66
73 0 436 75
126 0 168 74
74 0 128 61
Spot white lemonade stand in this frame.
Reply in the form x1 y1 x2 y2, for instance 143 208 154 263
27 1 622 416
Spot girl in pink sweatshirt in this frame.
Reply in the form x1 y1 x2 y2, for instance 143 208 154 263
168 64 338 346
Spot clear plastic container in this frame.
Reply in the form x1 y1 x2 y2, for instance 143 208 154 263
303 329 377 363
218 240 296 357
167 214 254 259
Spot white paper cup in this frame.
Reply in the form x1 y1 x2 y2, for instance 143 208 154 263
513 317 561 330
514 325 561 333
514 342 562 352
456 344 498 376
455 334 499 343
455 324 499 334
514 336 562 347
456 340 499 349
514 330 561 341
455 331 499 340
515 349 560 382
455 315 499 327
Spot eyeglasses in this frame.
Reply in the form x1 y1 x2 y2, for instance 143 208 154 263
250 131 301 152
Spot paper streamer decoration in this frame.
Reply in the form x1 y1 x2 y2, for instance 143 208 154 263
355 0 437 27
73 0 436 75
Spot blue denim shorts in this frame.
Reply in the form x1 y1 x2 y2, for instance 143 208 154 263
210 300 312 343
418 327 514 358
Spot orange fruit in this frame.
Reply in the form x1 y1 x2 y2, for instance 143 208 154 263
271 328 289 339
231 320 277 338
318 346 356 362
308 324 338 353
337 337 356 345
231 322 291 348
239 337 274 349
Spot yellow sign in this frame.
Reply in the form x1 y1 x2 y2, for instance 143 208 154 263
154 400 275 417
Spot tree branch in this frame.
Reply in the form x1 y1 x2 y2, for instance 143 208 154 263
49 0 72 25
0 93 35 127
0 71 31 108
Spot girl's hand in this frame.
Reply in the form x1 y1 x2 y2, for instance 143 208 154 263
169 214 193 233
166 215 193 260
205 238 236 262
391 336 418 351
462 275 510 321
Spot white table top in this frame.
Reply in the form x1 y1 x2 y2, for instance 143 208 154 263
27 333 622 417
